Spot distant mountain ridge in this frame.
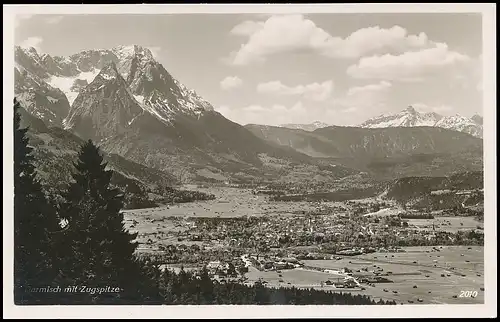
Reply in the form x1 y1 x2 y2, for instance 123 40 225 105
245 124 483 178
279 121 330 132
359 106 483 138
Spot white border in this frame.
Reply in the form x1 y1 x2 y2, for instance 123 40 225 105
3 4 497 319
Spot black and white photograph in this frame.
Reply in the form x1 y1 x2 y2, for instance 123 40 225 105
3 3 497 319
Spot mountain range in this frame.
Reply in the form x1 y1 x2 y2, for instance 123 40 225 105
359 106 483 138
14 45 344 184
14 45 483 183
245 124 483 178
279 121 330 132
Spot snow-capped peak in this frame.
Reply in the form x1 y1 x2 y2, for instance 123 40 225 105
15 46 40 62
112 45 155 62
435 114 475 128
360 106 483 138
16 44 218 129
360 106 442 128
312 121 329 127
23 46 40 58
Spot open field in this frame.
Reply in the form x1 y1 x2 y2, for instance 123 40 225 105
296 246 484 304
246 266 351 289
407 216 483 233
124 187 318 219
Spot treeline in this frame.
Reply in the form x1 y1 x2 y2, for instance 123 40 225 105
400 213 435 219
395 230 484 247
13 99 392 305
154 185 215 204
149 267 396 305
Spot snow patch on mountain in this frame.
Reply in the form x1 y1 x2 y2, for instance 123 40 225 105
100 73 116 81
133 95 145 106
173 79 215 114
112 45 154 62
17 44 218 130
145 97 174 125
360 106 442 128
360 106 483 138
47 69 101 104
435 115 483 138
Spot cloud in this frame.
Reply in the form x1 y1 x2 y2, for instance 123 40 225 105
15 14 33 28
411 103 454 114
346 43 470 81
339 107 358 114
220 76 243 90
257 80 333 101
19 36 43 52
45 15 64 24
230 20 265 36
336 80 392 112
447 54 482 91
346 81 392 96
475 54 482 92
228 14 432 65
215 101 310 126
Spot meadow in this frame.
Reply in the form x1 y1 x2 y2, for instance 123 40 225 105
300 246 484 304
407 216 483 233
124 187 317 219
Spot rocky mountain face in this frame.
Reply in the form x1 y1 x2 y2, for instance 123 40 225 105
15 48 72 126
64 61 147 141
14 45 327 183
279 121 330 132
359 106 483 138
434 114 483 139
244 124 483 178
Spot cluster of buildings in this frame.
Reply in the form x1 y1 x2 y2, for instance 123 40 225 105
131 192 482 274
173 206 453 253
243 254 303 271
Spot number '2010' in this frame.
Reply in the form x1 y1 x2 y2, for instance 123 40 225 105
459 290 478 298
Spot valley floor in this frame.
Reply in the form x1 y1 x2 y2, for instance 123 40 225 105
123 186 485 305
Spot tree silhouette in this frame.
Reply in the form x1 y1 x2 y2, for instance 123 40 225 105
13 98 60 304
59 139 156 303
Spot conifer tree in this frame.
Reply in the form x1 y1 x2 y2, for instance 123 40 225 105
60 139 149 303
13 98 60 304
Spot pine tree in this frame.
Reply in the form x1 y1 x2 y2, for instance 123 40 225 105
60 139 148 303
13 98 60 304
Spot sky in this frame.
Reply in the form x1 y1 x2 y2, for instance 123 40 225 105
15 13 483 126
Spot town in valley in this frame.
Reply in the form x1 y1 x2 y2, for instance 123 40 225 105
12 11 487 307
